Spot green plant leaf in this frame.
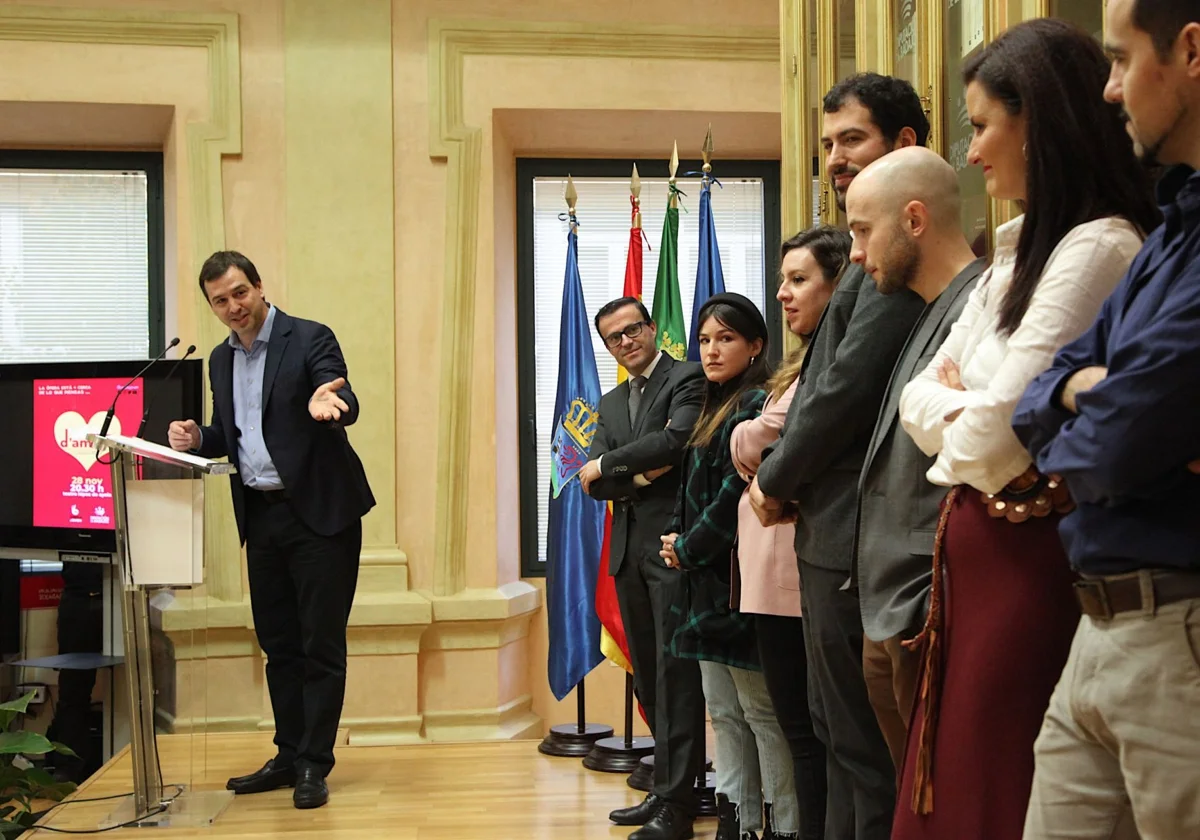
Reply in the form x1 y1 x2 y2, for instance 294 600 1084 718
0 731 53 756
23 767 55 788
50 741 78 758
0 693 33 733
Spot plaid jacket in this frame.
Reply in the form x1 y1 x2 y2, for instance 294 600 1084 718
666 389 768 669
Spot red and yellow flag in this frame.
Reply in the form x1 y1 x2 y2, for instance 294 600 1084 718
595 166 645 680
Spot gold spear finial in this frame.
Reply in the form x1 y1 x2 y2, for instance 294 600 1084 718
631 164 642 230
565 175 578 225
669 140 680 209
702 124 714 175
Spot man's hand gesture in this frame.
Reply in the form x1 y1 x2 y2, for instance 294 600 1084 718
168 419 201 452
309 377 350 422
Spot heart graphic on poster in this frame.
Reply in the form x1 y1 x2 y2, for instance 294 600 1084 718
54 412 120 472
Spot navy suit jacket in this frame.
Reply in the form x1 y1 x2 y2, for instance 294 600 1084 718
197 308 375 544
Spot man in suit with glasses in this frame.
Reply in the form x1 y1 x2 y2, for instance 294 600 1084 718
578 297 705 840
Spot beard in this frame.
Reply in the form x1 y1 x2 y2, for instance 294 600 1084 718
830 165 861 212
1124 100 1187 170
875 229 921 296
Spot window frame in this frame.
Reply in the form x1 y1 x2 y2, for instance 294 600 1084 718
516 156 782 578
0 149 167 356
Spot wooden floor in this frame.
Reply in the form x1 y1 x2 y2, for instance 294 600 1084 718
24 733 723 839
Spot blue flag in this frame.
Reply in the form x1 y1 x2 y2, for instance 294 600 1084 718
687 177 727 361
546 223 606 701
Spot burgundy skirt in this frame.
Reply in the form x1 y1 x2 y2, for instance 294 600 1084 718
891 486 1079 840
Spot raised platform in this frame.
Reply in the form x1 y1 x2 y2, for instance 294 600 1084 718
22 732 720 838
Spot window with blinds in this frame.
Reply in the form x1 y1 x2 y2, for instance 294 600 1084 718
517 159 782 575
0 152 164 364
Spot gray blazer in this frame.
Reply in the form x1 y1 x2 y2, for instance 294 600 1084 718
757 265 926 572
587 352 705 575
856 259 985 642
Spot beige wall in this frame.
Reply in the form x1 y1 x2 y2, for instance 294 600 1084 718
0 0 778 742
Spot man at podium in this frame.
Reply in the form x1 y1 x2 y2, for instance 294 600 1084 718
168 251 375 810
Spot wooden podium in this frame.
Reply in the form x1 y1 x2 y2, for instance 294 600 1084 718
88 432 235 828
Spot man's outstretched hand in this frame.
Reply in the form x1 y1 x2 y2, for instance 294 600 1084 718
310 377 350 422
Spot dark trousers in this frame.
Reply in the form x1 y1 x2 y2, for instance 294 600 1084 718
46 590 102 781
614 550 705 810
756 613 828 840
244 490 361 776
799 561 895 840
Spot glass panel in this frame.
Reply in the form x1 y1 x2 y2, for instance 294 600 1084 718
1051 0 1105 41
893 0 920 86
836 0 856 83
944 0 990 255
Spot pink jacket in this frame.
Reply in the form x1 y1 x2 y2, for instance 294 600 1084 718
730 378 802 617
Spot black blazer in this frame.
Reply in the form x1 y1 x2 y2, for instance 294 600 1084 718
757 265 926 572
196 308 375 544
587 352 705 575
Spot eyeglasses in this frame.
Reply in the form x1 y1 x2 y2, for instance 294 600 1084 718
603 320 650 348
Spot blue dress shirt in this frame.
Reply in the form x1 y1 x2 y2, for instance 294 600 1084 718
1012 166 1200 576
230 305 283 490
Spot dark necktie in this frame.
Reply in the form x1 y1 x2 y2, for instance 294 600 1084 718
628 375 646 428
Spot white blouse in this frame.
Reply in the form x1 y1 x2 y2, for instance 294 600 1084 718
898 214 1144 493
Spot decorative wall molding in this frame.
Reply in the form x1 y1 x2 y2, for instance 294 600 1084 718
426 18 778 596
0 5 245 602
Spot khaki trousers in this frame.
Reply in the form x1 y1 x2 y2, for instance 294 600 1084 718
1023 598 1200 840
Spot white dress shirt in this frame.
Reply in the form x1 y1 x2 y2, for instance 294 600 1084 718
898 214 1144 493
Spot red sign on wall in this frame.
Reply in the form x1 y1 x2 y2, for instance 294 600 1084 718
20 575 63 610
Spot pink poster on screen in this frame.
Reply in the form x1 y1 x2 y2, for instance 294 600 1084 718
32 378 144 530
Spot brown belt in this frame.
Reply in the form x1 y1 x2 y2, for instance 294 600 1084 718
1074 570 1200 620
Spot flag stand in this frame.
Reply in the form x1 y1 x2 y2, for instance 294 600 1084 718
538 679 614 757
582 673 654 772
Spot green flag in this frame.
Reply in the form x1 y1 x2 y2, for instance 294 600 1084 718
652 203 686 360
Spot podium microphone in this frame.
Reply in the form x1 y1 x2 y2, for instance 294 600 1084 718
136 343 196 439
98 337 180 441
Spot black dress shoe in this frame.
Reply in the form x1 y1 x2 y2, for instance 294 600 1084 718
629 801 694 840
292 766 329 809
610 793 662 826
226 758 296 794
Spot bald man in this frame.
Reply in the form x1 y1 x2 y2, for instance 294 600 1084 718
848 146 986 770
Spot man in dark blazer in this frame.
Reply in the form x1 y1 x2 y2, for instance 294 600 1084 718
168 251 374 810
751 74 930 840
577 296 705 840
847 148 985 772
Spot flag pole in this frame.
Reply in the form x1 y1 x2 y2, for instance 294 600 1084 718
539 175 614 758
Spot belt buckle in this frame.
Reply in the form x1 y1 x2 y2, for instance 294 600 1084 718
1074 579 1113 620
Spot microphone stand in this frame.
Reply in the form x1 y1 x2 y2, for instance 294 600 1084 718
96 337 180 466
134 345 196 479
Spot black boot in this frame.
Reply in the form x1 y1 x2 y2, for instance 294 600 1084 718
762 801 797 839
715 793 738 840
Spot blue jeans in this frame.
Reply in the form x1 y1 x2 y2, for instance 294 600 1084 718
701 660 800 835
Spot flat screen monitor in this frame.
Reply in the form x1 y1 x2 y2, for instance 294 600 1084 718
0 360 204 556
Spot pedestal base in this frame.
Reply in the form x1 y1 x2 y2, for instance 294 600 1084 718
627 753 654 791
696 770 717 818
628 754 715 792
538 723 614 757
582 735 654 773
101 788 233 829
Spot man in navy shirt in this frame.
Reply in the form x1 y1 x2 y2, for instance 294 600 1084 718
1012 1 1200 837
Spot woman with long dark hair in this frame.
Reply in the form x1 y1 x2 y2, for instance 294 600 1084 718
894 18 1160 840
728 225 850 840
660 293 794 840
